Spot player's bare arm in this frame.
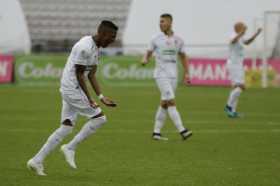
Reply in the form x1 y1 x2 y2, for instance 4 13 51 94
244 28 262 45
231 30 246 44
141 50 153 66
179 52 190 84
75 64 98 108
88 65 117 107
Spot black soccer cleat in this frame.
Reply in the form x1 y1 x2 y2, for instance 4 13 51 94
152 132 168 141
180 129 193 140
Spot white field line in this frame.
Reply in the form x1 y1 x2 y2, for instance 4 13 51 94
2 128 280 134
116 110 280 117
0 118 279 126
0 109 279 117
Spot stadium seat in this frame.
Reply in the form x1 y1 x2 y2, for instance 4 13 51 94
19 0 131 52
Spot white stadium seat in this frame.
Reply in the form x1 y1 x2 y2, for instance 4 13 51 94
19 0 131 51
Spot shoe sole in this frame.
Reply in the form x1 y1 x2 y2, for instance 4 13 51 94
182 132 193 141
152 136 169 141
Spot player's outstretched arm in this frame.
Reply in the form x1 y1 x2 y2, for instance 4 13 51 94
141 50 153 66
244 28 262 45
231 30 246 44
75 64 98 108
88 66 117 107
179 52 190 84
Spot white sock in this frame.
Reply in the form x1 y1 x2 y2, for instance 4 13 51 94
153 106 167 134
167 106 186 133
33 125 73 163
232 97 239 112
227 87 242 111
66 116 107 150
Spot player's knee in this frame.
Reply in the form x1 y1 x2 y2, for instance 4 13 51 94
160 101 168 109
62 119 74 127
92 112 107 124
235 84 245 91
167 99 176 107
161 103 168 109
92 112 105 119
235 86 244 93
98 115 107 124
88 115 107 131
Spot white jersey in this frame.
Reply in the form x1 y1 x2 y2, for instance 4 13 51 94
148 33 186 78
60 36 99 94
227 33 245 66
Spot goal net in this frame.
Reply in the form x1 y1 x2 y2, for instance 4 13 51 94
264 11 280 59
261 11 280 88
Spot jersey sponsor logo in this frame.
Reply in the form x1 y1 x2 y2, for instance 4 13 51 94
161 49 176 55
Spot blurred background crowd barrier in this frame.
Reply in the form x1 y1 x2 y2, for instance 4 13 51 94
0 0 280 87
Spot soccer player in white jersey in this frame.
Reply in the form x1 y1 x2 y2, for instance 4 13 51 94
224 22 262 118
27 20 118 176
141 13 192 141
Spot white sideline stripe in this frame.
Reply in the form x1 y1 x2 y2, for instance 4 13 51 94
2 128 280 134
0 109 279 117
0 118 279 126
116 110 280 117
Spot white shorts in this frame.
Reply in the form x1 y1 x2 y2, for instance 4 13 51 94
227 63 245 85
60 91 102 125
155 78 177 100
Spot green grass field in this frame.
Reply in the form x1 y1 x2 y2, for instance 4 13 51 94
0 84 279 186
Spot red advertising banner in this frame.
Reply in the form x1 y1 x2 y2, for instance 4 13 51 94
188 58 230 86
187 58 280 87
0 55 14 83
